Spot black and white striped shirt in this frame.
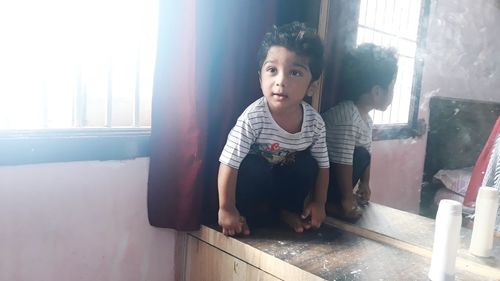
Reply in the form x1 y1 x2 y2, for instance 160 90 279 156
481 131 500 232
219 97 329 169
483 135 500 189
322 100 373 165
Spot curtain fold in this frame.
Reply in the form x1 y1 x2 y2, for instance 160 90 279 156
147 0 202 230
147 0 277 231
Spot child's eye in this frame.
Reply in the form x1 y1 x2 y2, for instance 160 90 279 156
266 67 277 73
290 70 303 77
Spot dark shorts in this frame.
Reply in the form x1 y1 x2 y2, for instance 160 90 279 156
235 150 318 226
327 146 371 204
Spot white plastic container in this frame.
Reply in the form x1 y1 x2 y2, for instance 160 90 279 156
428 199 462 281
469 186 499 257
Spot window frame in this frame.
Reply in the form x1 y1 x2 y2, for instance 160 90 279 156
0 0 158 166
0 128 150 166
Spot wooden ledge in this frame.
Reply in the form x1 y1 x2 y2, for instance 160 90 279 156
186 203 499 280
189 225 324 281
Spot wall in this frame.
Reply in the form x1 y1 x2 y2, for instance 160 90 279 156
370 0 500 213
0 158 176 281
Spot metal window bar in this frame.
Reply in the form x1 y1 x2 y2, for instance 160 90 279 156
72 58 145 129
405 0 415 38
105 62 113 128
73 65 87 128
359 0 368 26
133 52 141 127
358 24 417 46
41 81 48 128
393 58 406 123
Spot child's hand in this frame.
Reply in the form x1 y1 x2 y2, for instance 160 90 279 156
218 207 250 236
356 181 371 206
301 201 326 229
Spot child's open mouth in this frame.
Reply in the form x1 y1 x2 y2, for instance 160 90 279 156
272 93 288 100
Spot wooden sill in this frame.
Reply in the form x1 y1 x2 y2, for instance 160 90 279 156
186 203 499 280
0 128 150 165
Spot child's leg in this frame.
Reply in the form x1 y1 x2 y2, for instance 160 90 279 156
352 146 371 205
352 146 371 186
273 150 318 213
273 150 318 231
235 154 273 227
326 146 371 220
328 146 371 199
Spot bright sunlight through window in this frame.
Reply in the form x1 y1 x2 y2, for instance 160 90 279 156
357 0 422 125
0 0 158 130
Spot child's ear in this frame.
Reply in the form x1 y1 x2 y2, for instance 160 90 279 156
258 71 262 83
306 80 320 97
371 85 383 97
373 85 384 95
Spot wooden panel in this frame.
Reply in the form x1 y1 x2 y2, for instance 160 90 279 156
185 235 282 281
175 232 188 281
191 224 483 280
189 227 325 281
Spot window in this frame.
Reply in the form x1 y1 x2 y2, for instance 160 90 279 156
0 0 158 164
356 0 427 134
0 0 158 130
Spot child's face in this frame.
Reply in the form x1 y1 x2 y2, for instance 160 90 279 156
259 46 316 113
374 78 396 111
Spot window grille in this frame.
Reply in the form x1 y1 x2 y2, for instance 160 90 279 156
0 0 158 130
357 0 423 125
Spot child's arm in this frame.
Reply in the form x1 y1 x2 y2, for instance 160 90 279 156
302 167 329 228
356 164 371 203
217 163 250 236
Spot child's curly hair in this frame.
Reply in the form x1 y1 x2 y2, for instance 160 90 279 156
338 43 398 102
257 21 324 82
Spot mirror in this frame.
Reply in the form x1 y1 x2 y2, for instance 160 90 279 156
312 0 500 225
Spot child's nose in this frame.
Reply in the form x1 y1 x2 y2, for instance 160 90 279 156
275 73 286 87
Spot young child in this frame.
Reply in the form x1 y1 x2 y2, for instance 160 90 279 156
217 22 330 236
322 43 398 220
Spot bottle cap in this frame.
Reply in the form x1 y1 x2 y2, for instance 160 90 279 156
438 199 462 216
477 186 499 200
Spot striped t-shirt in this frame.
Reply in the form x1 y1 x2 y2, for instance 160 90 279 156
219 97 329 169
483 135 500 189
481 132 500 232
321 100 373 165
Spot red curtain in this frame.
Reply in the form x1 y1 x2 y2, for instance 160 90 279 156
147 0 276 231
463 116 500 207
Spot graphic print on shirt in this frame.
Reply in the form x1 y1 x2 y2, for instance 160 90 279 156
249 142 298 165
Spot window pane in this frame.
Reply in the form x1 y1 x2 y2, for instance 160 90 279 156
0 0 158 130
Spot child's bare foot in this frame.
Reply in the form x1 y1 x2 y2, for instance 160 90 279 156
326 201 362 222
280 210 311 233
342 198 362 218
240 217 251 236
355 192 369 207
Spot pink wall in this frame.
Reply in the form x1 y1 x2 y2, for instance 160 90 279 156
371 139 426 213
0 158 176 281
370 0 500 213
